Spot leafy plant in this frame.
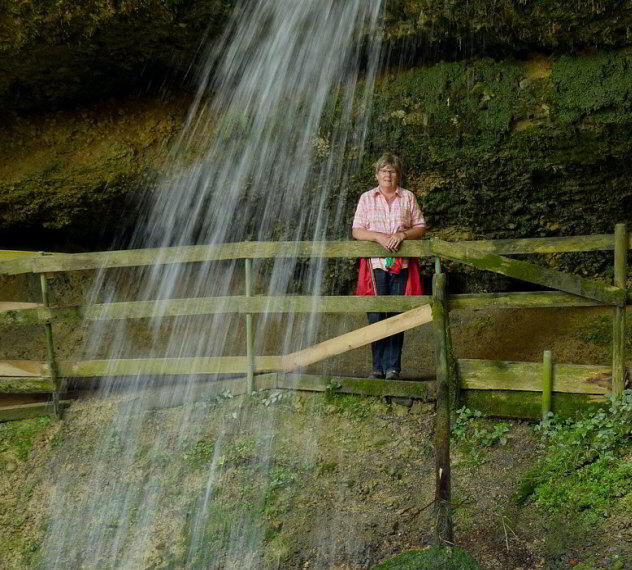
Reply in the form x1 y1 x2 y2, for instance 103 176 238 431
452 407 510 447
515 390 632 520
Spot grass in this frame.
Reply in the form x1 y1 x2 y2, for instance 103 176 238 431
0 416 53 462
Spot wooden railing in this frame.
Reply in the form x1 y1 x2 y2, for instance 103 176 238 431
0 226 628 421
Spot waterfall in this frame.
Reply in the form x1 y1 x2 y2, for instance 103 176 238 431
42 1 384 567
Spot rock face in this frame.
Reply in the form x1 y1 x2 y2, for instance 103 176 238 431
0 96 189 247
0 0 234 112
1 1 631 275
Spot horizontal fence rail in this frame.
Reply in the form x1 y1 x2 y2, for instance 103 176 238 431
1 234 630 276
0 291 611 326
0 229 628 421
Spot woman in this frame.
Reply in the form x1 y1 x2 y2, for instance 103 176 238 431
351 153 426 380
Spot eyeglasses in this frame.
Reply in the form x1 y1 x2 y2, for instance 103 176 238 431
378 168 397 175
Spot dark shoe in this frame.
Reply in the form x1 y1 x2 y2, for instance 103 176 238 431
385 370 400 380
368 371 385 379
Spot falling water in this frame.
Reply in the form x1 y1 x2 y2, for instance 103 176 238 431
42 0 384 567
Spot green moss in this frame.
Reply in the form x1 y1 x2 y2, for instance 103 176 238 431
0 416 53 461
552 51 632 125
461 390 607 420
372 546 483 569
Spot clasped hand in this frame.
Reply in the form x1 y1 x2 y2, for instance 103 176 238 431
377 231 405 252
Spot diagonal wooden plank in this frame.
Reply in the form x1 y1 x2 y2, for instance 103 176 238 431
281 305 433 371
0 360 48 377
431 239 626 306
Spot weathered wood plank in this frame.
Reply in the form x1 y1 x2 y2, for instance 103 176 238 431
281 305 433 371
0 360 47 377
461 390 607 420
612 223 627 395
0 291 611 327
432 272 453 545
0 241 426 275
0 250 61 261
277 373 435 399
0 401 70 422
0 302 42 311
0 296 434 325
0 234 623 276
460 235 615 254
448 291 603 310
432 239 626 306
56 356 282 378
542 351 553 420
0 377 54 393
459 359 611 394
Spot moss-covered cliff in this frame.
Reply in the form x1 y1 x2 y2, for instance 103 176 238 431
384 0 632 58
2 49 632 264
1 2 632 285
0 95 189 247
352 51 632 242
3 1 632 113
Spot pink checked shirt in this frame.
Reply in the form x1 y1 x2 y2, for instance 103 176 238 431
352 187 426 271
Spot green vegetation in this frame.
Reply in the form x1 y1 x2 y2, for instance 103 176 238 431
0 416 53 462
515 390 632 523
452 407 510 448
372 546 483 569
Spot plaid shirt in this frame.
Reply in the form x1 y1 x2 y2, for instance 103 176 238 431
352 186 426 271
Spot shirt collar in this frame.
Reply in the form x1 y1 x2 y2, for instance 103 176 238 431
371 186 401 197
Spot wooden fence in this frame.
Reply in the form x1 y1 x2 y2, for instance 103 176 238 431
0 227 628 421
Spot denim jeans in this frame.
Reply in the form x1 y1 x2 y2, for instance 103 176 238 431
367 268 408 373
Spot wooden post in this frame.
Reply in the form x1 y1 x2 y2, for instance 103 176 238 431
432 269 453 545
542 350 553 420
38 254 61 418
245 259 255 393
613 223 627 395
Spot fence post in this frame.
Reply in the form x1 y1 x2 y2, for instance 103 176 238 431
542 350 553 420
613 223 627 395
38 253 61 418
245 258 255 393
432 259 453 545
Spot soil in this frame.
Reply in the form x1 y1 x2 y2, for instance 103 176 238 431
1 386 630 569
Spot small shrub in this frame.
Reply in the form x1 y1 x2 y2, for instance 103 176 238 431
452 407 510 447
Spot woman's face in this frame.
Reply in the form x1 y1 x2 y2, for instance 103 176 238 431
376 165 398 190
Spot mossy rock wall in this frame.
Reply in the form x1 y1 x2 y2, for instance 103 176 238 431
4 1 632 113
326 50 632 285
0 96 190 247
2 49 632 286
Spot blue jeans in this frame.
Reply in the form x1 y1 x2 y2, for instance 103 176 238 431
367 268 408 373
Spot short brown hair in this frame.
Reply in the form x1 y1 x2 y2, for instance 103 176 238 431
374 153 402 178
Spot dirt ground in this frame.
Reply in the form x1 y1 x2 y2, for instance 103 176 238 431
1 385 630 570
